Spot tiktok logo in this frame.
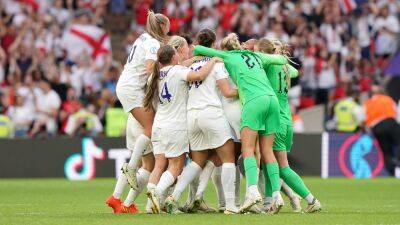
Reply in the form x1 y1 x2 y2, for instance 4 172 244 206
338 134 385 178
64 138 105 180
350 135 373 178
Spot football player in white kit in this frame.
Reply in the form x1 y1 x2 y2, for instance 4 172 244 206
106 11 170 213
160 29 239 214
144 44 222 214
145 35 198 213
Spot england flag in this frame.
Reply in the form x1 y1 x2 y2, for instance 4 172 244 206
61 23 112 64
339 0 357 14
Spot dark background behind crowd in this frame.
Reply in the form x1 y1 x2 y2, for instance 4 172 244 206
1 0 400 138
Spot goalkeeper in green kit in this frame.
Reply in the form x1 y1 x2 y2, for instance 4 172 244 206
193 33 288 214
255 38 322 213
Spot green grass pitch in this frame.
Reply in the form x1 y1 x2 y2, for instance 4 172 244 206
0 177 399 225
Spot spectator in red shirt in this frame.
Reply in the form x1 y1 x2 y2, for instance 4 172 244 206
218 0 238 31
60 88 81 133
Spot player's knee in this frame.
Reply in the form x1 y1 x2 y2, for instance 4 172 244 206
274 151 289 168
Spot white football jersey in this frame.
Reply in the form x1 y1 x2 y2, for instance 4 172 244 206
221 76 242 140
187 59 229 110
153 65 191 130
118 33 160 90
221 76 239 105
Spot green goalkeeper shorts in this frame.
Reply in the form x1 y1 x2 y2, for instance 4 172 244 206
241 95 280 135
272 124 293 152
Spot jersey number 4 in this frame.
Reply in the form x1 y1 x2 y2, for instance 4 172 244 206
160 82 172 103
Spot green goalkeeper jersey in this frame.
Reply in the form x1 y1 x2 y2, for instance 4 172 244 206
193 45 287 105
265 64 299 125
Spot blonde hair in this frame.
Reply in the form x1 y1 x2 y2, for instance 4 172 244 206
257 38 293 88
220 33 242 51
167 35 187 50
255 38 275 54
143 45 176 109
256 38 291 57
270 39 291 57
146 11 170 43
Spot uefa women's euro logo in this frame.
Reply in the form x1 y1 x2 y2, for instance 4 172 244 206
338 134 385 178
64 138 105 180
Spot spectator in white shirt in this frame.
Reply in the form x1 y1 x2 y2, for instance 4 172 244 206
192 7 218 34
320 14 344 54
7 94 34 137
29 79 61 137
373 5 400 56
49 0 71 26
265 22 290 44
354 6 374 59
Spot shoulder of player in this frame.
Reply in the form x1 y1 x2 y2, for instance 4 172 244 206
140 32 158 42
192 56 212 65
169 65 191 75
140 33 160 47
211 62 225 73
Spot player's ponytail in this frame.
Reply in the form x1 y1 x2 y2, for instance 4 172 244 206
271 39 295 88
143 45 176 109
146 10 170 43
271 39 291 59
220 33 242 51
257 38 294 88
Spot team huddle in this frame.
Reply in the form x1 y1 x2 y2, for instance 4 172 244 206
106 11 322 215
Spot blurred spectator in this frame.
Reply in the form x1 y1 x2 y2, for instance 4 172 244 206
291 105 304 133
64 103 103 137
332 88 362 132
373 5 399 57
7 93 33 137
362 84 400 175
192 7 218 34
315 47 336 105
59 88 81 132
29 79 61 138
0 105 13 138
103 65 119 94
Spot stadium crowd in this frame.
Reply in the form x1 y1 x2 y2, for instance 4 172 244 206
0 0 399 138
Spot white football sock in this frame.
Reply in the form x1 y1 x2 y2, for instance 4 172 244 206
187 175 199 204
235 166 240 206
155 171 175 197
127 134 150 169
123 168 150 206
281 180 295 199
195 160 215 198
147 182 156 191
212 166 225 208
305 193 315 204
112 173 127 199
221 163 236 209
172 161 202 201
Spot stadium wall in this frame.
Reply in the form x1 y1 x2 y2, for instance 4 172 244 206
0 133 387 179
